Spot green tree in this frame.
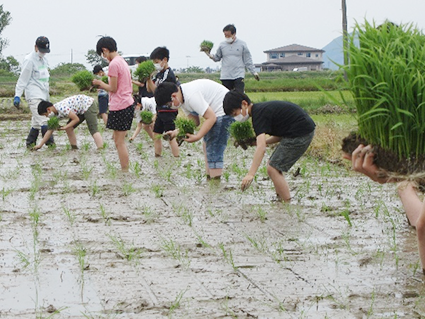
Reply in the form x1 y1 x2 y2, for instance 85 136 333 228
0 55 19 74
49 63 86 77
85 49 108 68
186 66 204 73
0 5 11 56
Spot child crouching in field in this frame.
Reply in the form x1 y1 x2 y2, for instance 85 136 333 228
223 90 315 202
129 95 156 142
33 95 104 150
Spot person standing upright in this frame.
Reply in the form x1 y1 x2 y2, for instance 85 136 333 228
14 36 55 148
204 24 259 92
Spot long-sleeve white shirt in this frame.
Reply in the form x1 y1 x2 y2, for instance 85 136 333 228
210 38 256 80
15 51 50 101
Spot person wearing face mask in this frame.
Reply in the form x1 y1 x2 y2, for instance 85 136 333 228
223 91 315 202
14 36 55 148
204 24 259 93
154 79 233 180
146 46 179 157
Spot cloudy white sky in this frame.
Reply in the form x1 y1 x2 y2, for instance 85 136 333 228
1 0 424 70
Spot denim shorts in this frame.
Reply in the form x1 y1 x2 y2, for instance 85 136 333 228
269 130 315 172
204 115 234 169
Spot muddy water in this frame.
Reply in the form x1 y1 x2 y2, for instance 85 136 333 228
0 120 424 318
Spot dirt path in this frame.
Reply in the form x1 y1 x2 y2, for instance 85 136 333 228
0 120 424 318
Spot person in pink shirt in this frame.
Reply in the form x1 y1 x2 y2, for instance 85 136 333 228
93 36 134 172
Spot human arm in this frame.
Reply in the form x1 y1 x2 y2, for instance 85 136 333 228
184 108 216 143
14 58 33 103
33 129 53 150
93 76 118 93
242 43 259 80
146 77 156 93
241 133 267 191
58 111 79 131
266 136 282 145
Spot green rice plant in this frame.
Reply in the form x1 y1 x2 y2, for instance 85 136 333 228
175 117 197 145
99 204 111 226
131 161 141 177
152 184 163 198
200 40 214 53
122 182 136 196
1 187 13 201
168 289 187 318
160 237 190 268
90 180 99 197
140 110 153 124
255 206 268 223
134 60 155 82
228 121 256 150
71 70 94 91
63 206 76 226
101 75 108 84
342 20 425 164
141 205 158 224
218 242 237 271
47 116 60 130
72 241 88 273
108 234 142 262
14 248 31 269
340 208 352 227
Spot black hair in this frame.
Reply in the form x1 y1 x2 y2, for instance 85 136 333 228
38 100 54 115
150 46 170 61
136 56 148 64
223 24 236 35
154 82 178 107
133 94 141 105
93 64 103 74
223 90 251 116
96 36 117 56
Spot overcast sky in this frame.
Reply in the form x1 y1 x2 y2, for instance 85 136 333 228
1 0 424 70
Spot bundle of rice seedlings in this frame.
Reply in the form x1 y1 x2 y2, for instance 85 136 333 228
140 110 153 125
174 117 197 146
341 20 425 177
200 40 214 53
71 70 94 91
134 60 155 82
101 75 109 84
228 121 256 150
47 116 60 130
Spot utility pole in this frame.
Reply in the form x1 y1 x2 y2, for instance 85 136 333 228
342 0 348 66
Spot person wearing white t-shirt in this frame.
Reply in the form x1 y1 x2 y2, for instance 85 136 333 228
129 96 157 141
154 79 233 180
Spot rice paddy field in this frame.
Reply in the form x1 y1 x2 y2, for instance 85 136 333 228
0 94 424 318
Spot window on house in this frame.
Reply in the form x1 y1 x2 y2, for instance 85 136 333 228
306 53 311 57
297 52 303 56
315 54 319 57
270 53 278 59
279 53 285 58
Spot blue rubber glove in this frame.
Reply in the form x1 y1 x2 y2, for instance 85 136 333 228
13 96 20 107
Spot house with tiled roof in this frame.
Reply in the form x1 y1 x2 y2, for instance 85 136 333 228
257 44 324 71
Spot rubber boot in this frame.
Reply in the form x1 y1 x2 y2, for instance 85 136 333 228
41 125 55 147
26 127 39 148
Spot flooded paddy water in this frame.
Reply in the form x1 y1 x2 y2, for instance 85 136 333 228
0 117 424 318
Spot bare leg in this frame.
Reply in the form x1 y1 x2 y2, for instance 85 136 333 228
397 182 423 226
92 132 104 149
142 123 154 140
267 164 291 202
65 127 77 147
154 132 162 157
130 122 143 142
170 138 179 157
113 130 129 171
101 113 108 126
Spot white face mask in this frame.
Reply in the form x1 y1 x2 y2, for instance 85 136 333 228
48 111 56 118
234 113 249 122
225 37 234 44
170 96 182 110
154 62 162 71
38 52 46 58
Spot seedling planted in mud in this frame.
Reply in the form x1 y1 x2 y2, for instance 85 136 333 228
168 289 187 318
99 204 111 226
108 234 142 263
218 243 238 271
160 237 191 268
152 184 163 198
63 206 76 226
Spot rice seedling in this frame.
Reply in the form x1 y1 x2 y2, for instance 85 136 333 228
174 117 197 146
99 204 111 226
173 204 193 227
47 116 60 130
255 206 268 223
72 241 89 273
122 182 136 196
218 242 237 271
130 161 141 177
228 121 256 150
141 205 158 224
340 208 352 227
341 20 425 176
71 70 94 91
101 75 108 84
159 237 191 268
90 180 99 197
168 288 187 318
133 60 155 82
1 187 13 201
152 184 163 198
245 234 267 253
14 248 31 269
140 110 153 125
200 40 214 53
108 234 142 263
63 206 76 226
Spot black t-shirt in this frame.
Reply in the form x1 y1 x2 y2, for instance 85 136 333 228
252 101 315 138
139 82 153 98
154 67 177 112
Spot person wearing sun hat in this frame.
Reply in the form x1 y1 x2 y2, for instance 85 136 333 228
14 36 54 148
